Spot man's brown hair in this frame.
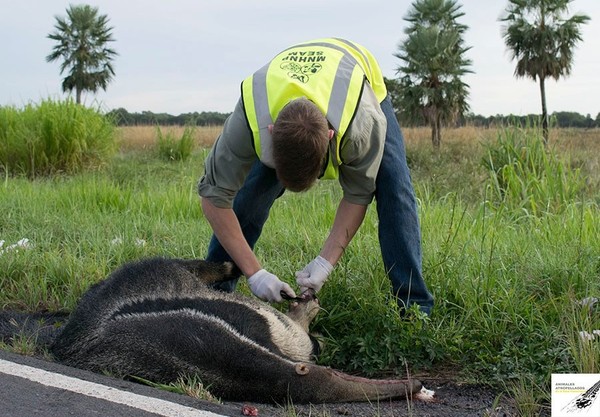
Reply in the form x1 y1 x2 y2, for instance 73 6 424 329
271 98 330 192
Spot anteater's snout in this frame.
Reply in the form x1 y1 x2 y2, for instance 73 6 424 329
299 288 317 303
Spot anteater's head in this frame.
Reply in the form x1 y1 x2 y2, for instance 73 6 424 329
286 288 320 329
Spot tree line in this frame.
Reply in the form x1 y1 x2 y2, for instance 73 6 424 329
465 111 600 129
104 104 600 129
106 108 231 126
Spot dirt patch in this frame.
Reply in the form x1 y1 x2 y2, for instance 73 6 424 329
237 380 518 417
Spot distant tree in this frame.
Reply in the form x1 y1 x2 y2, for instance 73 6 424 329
383 77 416 127
107 107 132 125
501 0 590 144
553 111 588 127
394 0 472 148
464 113 489 128
383 77 401 116
46 4 118 104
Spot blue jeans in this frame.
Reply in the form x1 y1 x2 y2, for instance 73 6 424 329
375 96 434 315
206 95 434 315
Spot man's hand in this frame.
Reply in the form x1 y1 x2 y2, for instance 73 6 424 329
248 269 296 303
295 256 333 293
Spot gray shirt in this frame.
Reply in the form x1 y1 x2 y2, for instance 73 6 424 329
198 82 386 208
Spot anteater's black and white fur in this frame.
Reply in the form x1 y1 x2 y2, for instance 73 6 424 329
2 257 430 404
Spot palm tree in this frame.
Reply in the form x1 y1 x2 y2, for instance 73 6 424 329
394 0 472 148
501 0 590 144
46 4 118 104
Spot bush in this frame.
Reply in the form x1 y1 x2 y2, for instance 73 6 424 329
155 125 195 161
481 126 584 216
0 99 116 177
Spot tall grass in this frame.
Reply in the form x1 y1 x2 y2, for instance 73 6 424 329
155 124 196 161
482 126 584 215
1 123 599 413
0 99 116 177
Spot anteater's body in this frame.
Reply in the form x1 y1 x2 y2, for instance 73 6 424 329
8 257 424 403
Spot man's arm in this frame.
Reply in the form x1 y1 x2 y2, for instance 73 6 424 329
320 198 367 266
296 198 367 292
201 197 261 278
201 197 296 302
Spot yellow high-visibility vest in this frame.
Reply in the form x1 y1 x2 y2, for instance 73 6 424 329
241 38 387 179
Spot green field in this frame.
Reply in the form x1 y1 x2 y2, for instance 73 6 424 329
1 121 599 415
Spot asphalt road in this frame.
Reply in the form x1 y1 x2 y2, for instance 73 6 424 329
0 349 521 417
0 350 244 417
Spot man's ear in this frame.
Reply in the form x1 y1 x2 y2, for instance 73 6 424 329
268 124 274 134
328 129 335 140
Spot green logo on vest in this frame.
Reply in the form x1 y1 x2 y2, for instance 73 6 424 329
280 61 323 83
279 50 326 83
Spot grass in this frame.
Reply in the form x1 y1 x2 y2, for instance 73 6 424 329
132 374 221 403
1 124 600 415
155 124 196 161
0 99 116 177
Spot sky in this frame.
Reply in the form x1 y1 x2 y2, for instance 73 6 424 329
1 0 598 117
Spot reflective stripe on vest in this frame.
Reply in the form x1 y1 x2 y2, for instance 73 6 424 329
242 38 386 179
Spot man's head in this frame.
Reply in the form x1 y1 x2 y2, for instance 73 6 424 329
271 98 333 192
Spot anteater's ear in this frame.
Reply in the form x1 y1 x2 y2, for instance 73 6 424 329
219 261 242 282
224 261 234 276
174 259 238 284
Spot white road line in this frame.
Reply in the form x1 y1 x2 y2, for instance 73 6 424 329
0 358 226 417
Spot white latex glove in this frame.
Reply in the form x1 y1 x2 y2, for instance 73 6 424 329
248 269 296 303
295 255 333 293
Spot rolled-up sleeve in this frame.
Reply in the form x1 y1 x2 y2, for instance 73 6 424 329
338 85 386 206
197 99 256 208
